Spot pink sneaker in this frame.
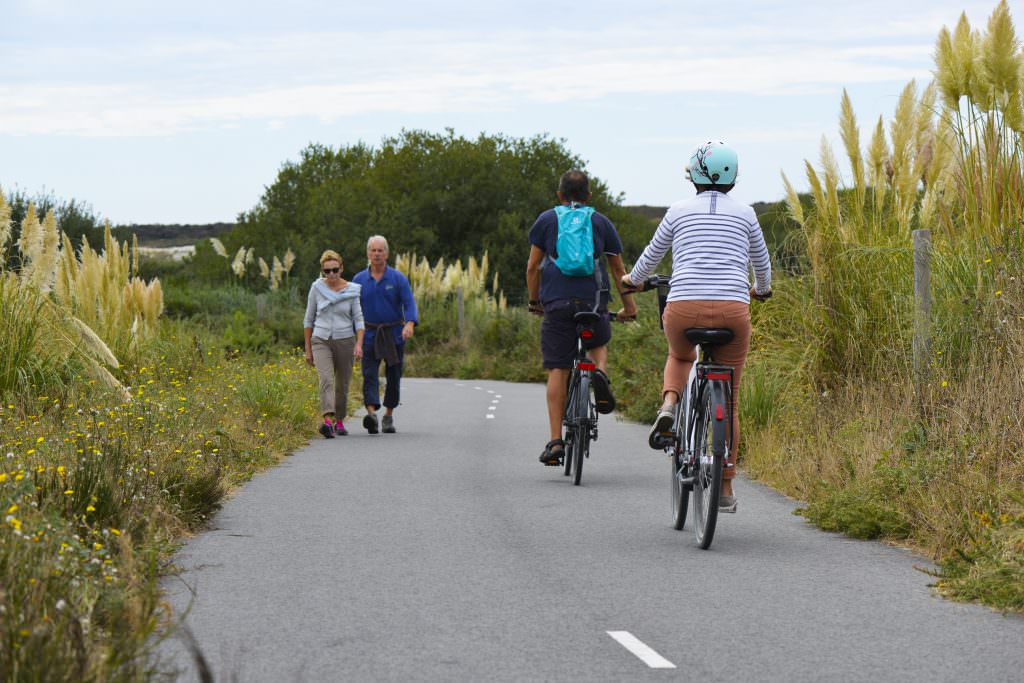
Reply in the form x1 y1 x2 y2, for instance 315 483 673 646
333 420 348 436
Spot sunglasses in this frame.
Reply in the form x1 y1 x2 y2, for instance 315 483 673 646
322 267 341 274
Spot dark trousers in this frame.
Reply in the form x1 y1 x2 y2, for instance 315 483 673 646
362 339 404 409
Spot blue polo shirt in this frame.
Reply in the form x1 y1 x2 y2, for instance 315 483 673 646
528 207 623 307
352 266 419 345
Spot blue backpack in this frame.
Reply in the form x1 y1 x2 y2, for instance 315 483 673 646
553 203 596 277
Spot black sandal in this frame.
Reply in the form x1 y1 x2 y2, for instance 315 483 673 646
539 439 565 466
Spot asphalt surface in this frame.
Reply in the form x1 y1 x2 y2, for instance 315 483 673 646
159 377 1024 682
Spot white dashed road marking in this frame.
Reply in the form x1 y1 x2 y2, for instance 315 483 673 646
607 631 676 669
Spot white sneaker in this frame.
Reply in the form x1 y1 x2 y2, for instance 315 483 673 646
719 495 737 513
647 409 674 449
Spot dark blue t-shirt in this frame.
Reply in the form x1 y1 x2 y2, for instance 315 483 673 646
528 207 623 306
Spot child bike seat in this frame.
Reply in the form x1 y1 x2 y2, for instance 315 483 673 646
684 327 734 346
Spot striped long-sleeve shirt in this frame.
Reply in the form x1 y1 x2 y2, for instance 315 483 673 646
628 191 771 303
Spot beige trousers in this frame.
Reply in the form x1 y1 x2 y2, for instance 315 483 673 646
311 336 356 417
662 300 752 479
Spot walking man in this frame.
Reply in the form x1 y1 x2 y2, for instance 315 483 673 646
353 235 419 434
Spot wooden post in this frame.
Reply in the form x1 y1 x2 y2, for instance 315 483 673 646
456 286 465 340
913 229 932 397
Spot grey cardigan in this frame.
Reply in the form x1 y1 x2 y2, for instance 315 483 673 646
304 280 365 340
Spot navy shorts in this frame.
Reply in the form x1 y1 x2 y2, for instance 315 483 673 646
540 299 612 369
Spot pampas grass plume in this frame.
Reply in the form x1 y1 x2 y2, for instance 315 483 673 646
210 237 228 258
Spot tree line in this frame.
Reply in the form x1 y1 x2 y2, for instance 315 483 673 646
196 129 657 298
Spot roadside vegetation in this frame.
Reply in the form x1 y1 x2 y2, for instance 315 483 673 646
0 191 316 680
737 1 1024 610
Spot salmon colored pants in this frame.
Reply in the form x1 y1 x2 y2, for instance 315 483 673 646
662 300 752 480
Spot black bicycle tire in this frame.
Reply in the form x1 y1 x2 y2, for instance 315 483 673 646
671 400 689 530
692 382 724 549
573 374 590 486
563 371 579 477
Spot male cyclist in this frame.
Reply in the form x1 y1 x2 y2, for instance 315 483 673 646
621 142 771 512
527 169 637 466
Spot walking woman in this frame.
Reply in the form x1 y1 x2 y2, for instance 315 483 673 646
304 249 365 438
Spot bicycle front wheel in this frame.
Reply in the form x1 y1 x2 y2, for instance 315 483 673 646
692 385 724 549
562 431 574 477
670 400 689 530
572 374 591 486
670 448 689 530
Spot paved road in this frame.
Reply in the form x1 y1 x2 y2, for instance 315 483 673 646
160 378 1024 682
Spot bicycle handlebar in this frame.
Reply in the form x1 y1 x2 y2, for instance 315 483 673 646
626 275 772 301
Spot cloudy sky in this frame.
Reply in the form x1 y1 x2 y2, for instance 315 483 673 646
0 0 1011 224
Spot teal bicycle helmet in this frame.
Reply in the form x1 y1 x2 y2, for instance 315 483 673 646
686 141 738 186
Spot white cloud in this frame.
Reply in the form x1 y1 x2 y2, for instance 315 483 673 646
1 27 938 137
0 0 1004 138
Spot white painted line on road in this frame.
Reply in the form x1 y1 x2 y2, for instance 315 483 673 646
488 406 497 411
607 631 676 669
495 394 502 398
486 414 495 419
487 390 494 394
474 386 483 390
491 399 500 404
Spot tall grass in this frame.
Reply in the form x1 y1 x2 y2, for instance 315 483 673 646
1 188 322 678
742 0 1024 610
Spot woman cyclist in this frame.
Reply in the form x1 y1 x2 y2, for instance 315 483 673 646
621 141 771 513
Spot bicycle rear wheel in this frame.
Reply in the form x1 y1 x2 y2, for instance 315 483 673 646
572 374 591 486
692 383 725 549
563 372 580 477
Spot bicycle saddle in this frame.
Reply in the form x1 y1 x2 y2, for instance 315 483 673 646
574 311 602 325
684 327 734 346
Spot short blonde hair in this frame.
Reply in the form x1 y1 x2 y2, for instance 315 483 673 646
319 249 343 266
